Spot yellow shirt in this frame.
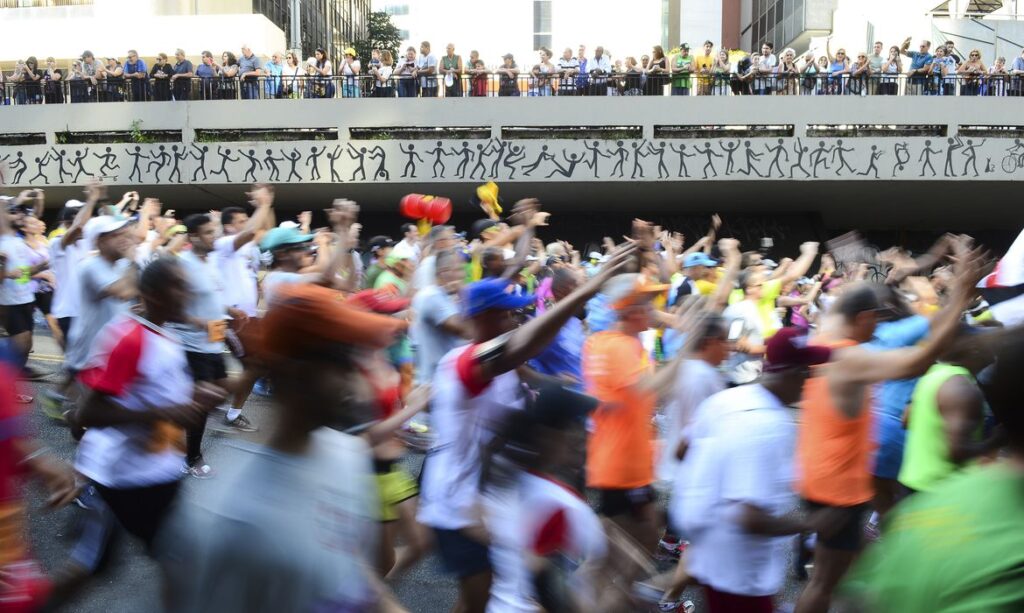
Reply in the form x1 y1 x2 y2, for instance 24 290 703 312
694 52 715 73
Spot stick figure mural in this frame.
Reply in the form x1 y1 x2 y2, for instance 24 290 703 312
810 141 832 178
789 138 810 179
264 149 283 182
630 140 648 179
370 146 389 181
546 151 584 178
68 149 94 183
765 139 789 178
668 143 693 178
326 145 344 182
50 149 73 183
469 142 492 180
584 141 610 178
169 145 187 183
126 146 149 182
8 152 27 184
607 141 628 178
427 141 449 178
720 140 741 174
210 146 239 182
694 142 721 179
29 151 53 184
737 141 763 177
284 148 302 182
859 145 884 179
961 138 985 178
919 139 940 177
240 149 264 183
146 145 171 183
943 136 962 178
647 142 669 179
831 139 856 176
191 144 209 181
93 147 120 179
306 146 326 181
347 144 368 181
521 145 553 177
489 139 509 179
400 144 423 178
892 142 910 177
450 142 474 179
504 144 527 180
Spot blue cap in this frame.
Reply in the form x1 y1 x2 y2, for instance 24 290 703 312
683 253 718 268
259 226 314 253
463 278 535 316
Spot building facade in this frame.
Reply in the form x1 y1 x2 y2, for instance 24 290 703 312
254 0 370 61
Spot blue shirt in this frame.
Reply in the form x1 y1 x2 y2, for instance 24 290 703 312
174 59 194 76
123 59 147 75
528 316 584 390
907 50 932 72
196 63 216 79
867 315 930 420
238 53 262 77
585 293 614 334
263 60 282 95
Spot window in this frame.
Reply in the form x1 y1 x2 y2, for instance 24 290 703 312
533 0 552 51
534 34 552 51
382 4 409 16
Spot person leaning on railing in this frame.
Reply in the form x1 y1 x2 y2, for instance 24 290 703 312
370 49 395 98
958 49 986 96
441 43 463 98
171 49 194 101
824 37 850 95
848 51 871 96
261 52 283 99
901 37 933 95
798 51 819 96
711 49 731 95
100 56 124 102
588 46 611 96
195 51 217 100
216 51 239 100
556 47 579 96
928 46 955 96
468 57 489 97
395 47 418 98
529 48 555 97
1008 48 1024 97
987 56 1008 96
123 49 148 101
42 57 63 104
340 48 360 98
646 45 668 96
150 53 173 102
239 44 263 100
312 48 335 99
731 50 753 95
281 51 302 99
496 53 520 97
775 48 799 95
12 57 42 105
670 43 694 96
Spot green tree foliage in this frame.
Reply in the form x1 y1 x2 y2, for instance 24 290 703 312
353 11 403 67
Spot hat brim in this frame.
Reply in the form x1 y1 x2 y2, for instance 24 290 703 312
263 234 313 252
764 345 832 373
466 292 535 316
611 283 670 309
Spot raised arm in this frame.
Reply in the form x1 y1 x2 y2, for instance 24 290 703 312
229 184 274 252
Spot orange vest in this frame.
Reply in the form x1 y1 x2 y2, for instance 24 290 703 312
797 338 875 506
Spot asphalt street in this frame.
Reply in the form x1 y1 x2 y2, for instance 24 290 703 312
20 332 806 612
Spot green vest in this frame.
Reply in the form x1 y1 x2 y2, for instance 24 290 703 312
898 363 980 492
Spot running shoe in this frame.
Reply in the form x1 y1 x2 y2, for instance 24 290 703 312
252 378 272 397
183 463 216 480
19 366 47 381
40 390 68 422
223 414 258 433
657 600 696 613
863 520 881 543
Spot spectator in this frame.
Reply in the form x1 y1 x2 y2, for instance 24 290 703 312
313 47 334 99
958 49 986 96
929 45 954 96
100 57 124 102
395 47 418 98
867 41 885 79
670 43 694 96
901 37 933 95
238 44 263 100
944 40 963 67
79 50 101 102
150 53 172 102
340 47 361 98
647 45 668 95
848 51 871 96
761 42 778 69
66 60 85 103
529 47 555 97
497 53 520 97
1009 48 1024 97
695 40 715 94
556 47 579 96
879 46 902 95
371 49 395 98
588 46 611 96
775 48 798 95
753 48 777 96
469 58 488 97
281 51 302 98
731 50 754 95
623 56 643 95
14 57 41 105
216 51 239 100
171 49 194 101
416 41 439 98
440 43 463 98
576 44 590 94
987 55 1008 96
42 56 63 105
263 51 283 99
800 50 820 95
195 51 216 100
825 37 850 95
123 49 148 101
711 49 731 95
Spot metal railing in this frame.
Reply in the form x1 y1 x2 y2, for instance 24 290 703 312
1 73 1022 104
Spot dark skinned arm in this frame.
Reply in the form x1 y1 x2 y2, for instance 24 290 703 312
937 375 1003 464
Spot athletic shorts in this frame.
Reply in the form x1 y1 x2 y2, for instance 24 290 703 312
433 527 491 579
374 459 418 522
802 499 869 552
704 585 774 613
1 303 34 336
33 292 52 316
185 351 227 383
94 480 181 551
593 485 657 518
57 316 73 341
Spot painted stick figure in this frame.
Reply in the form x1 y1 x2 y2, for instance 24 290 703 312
210 146 239 182
789 138 810 178
147 145 171 183
264 149 283 182
607 141 628 178
943 136 963 178
370 146 389 181
29 151 53 184
191 144 210 181
9 152 27 184
737 141 764 177
669 144 693 178
961 138 985 177
503 145 527 180
765 139 789 178
918 140 940 177
831 139 856 176
326 145 344 182
92 147 120 178
50 148 72 183
546 151 584 178
347 144 368 181
169 145 188 183
858 145 884 179
71 148 95 183
240 149 264 183
521 145 553 177
450 142 474 179
584 141 610 178
400 144 424 178
694 142 721 179
307 146 326 181
892 142 910 177
646 142 669 179
284 148 302 182
427 141 449 178
720 140 741 174
126 146 149 182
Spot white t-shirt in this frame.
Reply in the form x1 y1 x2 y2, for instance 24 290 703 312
0 235 35 306
214 235 259 317
418 53 438 88
672 383 797 597
410 284 464 384
485 472 607 612
722 299 770 384
375 64 393 86
163 429 379 612
391 238 420 263
166 250 227 354
411 253 436 291
262 270 304 307
50 238 83 318
418 344 526 530
657 358 727 482
65 255 133 371
75 314 192 488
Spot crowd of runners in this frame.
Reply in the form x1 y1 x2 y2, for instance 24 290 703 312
1 183 1023 612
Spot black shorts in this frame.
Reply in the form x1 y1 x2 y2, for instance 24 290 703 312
594 485 657 518
433 527 491 578
33 291 52 316
1 302 35 336
57 316 73 341
185 351 227 382
94 480 181 551
803 499 869 552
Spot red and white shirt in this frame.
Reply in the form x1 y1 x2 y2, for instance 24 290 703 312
75 314 193 488
417 344 525 531
485 472 608 612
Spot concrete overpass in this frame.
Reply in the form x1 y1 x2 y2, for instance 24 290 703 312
1 96 1022 247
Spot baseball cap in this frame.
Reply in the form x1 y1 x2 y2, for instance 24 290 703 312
278 220 300 230
525 383 599 429
344 47 357 57
384 253 412 267
260 283 406 360
763 328 832 373
603 273 669 310
368 235 395 253
471 219 499 239
64 199 85 209
83 215 130 246
463 278 535 316
683 253 718 268
259 226 313 252
681 42 690 50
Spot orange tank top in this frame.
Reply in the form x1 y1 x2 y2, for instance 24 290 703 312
796 338 875 506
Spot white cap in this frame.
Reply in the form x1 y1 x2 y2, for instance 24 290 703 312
278 220 299 230
502 248 516 260
589 251 602 260
64 199 85 209
83 215 131 251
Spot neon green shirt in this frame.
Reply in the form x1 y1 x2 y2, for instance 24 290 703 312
728 278 783 338
672 55 694 88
